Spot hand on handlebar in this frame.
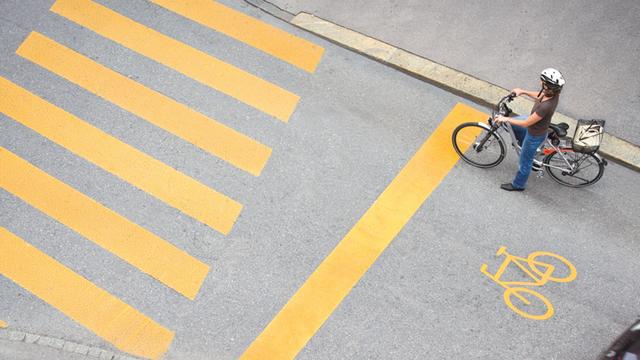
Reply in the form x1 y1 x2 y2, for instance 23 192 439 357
511 88 525 97
494 115 509 124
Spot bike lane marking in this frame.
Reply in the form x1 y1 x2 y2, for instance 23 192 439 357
0 147 209 300
16 32 272 177
149 0 324 73
0 227 173 359
50 0 300 122
481 246 577 321
240 103 487 360
0 76 241 235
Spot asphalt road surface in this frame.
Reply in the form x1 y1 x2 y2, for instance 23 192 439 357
1 1 639 359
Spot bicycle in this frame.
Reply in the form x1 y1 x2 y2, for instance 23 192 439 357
480 246 577 320
451 93 607 188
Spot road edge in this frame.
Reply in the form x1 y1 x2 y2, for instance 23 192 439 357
0 327 140 360
242 1 640 172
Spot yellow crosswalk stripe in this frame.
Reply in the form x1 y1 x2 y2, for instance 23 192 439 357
50 0 300 122
16 32 271 177
149 0 324 73
0 148 209 300
0 76 242 235
0 227 174 359
240 103 487 359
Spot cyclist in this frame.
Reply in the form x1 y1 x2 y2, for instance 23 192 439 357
495 68 565 191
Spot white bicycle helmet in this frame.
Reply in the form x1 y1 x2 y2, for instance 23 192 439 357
540 68 565 91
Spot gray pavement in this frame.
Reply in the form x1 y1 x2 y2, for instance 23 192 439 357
269 0 640 145
0 338 92 360
1 1 639 359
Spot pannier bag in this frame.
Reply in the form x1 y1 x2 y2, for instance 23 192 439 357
572 119 605 153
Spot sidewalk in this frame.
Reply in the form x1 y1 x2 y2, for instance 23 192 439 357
246 0 640 171
0 327 139 360
0 338 89 360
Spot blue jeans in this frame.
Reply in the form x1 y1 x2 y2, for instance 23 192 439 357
510 116 547 189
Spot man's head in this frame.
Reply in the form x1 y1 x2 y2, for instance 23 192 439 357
540 68 565 96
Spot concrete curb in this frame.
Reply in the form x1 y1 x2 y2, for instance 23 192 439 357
243 0 293 22
243 0 640 172
0 328 141 360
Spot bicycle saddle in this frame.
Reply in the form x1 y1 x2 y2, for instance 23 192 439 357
548 122 569 138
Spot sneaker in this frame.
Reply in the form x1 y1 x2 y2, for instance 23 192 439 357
500 183 525 192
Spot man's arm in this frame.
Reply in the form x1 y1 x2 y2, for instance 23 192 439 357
505 112 543 127
512 88 540 100
495 109 544 127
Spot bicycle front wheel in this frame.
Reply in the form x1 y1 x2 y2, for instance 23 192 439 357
543 150 605 188
527 251 577 283
452 122 506 168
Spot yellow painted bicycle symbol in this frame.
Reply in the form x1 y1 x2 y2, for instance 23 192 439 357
481 246 577 320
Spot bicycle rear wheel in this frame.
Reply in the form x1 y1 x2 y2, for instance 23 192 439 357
452 122 505 168
543 150 605 188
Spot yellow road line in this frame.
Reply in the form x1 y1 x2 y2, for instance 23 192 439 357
0 76 242 235
149 0 324 73
16 32 271 176
50 0 300 122
0 320 6 329
240 103 486 359
0 227 174 359
0 148 209 300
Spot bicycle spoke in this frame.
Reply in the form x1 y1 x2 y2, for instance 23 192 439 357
543 150 604 187
452 123 505 168
576 158 598 170
568 174 590 184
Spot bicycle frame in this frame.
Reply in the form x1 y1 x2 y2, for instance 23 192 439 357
481 246 555 306
505 121 569 170
480 246 555 289
486 117 599 176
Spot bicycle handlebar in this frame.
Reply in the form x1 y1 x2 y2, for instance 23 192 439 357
491 93 517 121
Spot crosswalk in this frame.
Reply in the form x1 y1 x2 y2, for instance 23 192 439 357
1 76 243 234
0 1 323 358
0 227 175 359
50 0 301 122
16 32 273 177
148 0 324 73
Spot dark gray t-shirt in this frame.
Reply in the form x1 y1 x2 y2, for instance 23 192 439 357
529 95 559 136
